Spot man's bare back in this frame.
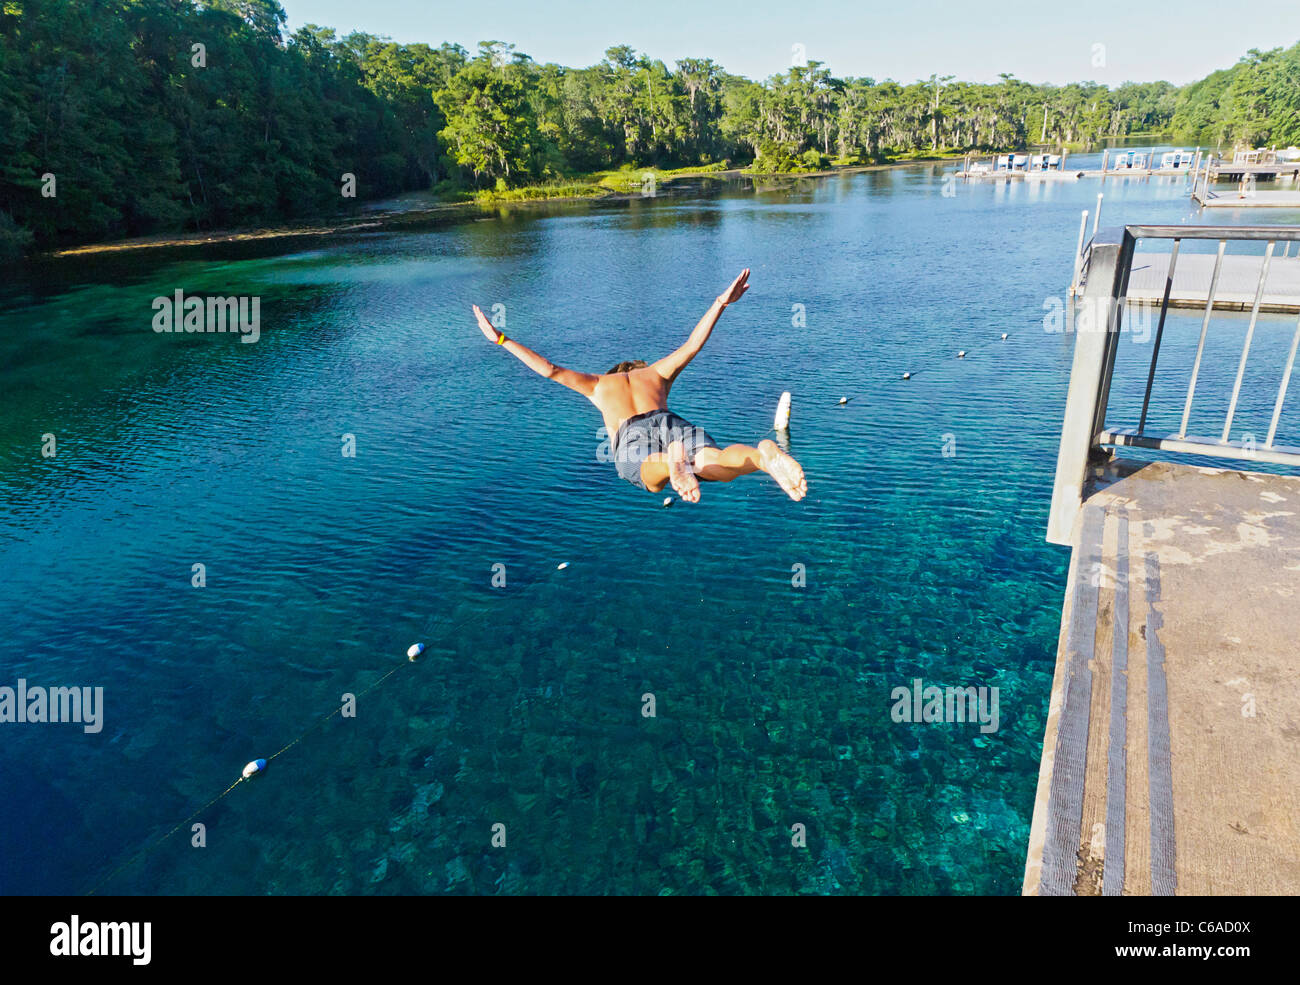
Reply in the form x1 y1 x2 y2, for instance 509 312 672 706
589 367 670 441
471 268 806 503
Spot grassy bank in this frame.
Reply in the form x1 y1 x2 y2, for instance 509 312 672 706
472 152 965 199
590 162 733 191
42 153 1014 258
473 181 608 204
463 162 733 204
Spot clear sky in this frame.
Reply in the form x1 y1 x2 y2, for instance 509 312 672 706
283 0 1300 86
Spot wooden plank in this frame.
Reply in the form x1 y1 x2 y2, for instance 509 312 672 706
1039 504 1105 895
1198 189 1300 208
1121 252 1300 313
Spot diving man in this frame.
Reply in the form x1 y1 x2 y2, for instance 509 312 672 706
471 269 806 503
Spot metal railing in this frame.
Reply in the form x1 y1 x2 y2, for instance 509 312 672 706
1046 224 1300 545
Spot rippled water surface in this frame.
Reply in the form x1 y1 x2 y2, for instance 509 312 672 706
3 157 1297 894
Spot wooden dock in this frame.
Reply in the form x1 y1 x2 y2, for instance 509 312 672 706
1097 252 1300 313
1209 161 1300 180
959 147 1202 182
1024 459 1300 895
1195 188 1300 209
959 168 1193 181
960 154 1298 185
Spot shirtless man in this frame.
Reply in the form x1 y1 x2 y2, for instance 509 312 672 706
471 269 806 503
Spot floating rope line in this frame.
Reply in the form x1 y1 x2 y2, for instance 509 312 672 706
890 334 1011 385
807 332 1013 407
86 559 571 895
743 334 1013 448
86 777 247 896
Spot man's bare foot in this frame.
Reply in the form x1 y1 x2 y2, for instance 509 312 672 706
666 440 700 503
758 439 807 501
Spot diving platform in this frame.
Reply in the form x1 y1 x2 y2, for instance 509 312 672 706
1033 224 1300 895
1025 459 1300 895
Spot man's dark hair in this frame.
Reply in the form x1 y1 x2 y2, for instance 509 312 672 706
607 359 648 374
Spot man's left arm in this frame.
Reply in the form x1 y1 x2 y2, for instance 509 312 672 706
651 268 749 382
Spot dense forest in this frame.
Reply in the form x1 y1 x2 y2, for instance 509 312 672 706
3 0 1300 257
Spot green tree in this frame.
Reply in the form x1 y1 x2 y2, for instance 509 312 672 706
435 45 541 185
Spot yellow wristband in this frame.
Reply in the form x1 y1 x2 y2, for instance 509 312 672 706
496 332 506 345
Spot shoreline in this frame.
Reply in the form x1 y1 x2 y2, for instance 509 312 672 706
41 154 989 260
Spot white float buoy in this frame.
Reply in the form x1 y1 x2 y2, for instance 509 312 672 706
773 391 792 430
662 497 673 508
242 759 267 779
557 562 569 570
902 372 912 380
957 350 966 359
1001 332 1009 340
838 396 849 405
407 642 425 661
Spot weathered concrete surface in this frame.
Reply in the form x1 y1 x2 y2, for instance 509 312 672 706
1025 459 1300 895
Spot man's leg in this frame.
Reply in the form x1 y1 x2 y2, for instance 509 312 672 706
694 439 807 500
640 442 700 502
691 444 762 481
639 454 670 492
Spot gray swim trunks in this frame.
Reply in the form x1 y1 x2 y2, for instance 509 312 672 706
613 409 720 490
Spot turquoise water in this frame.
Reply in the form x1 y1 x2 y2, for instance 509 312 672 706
3 158 1297 895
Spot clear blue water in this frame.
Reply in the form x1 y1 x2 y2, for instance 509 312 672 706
3 156 1298 895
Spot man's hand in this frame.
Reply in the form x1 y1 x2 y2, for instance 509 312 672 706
652 268 749 382
473 306 598 396
472 304 502 344
716 268 750 307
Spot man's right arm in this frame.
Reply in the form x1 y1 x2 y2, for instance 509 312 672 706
472 305 598 397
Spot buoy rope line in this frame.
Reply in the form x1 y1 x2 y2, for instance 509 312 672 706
794 332 1016 412
86 560 571 895
86 778 246 896
741 334 1011 452
889 338 996 383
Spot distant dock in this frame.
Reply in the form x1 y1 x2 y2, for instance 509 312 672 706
958 147 1202 182
959 167 1195 181
1209 161 1300 179
1206 148 1300 183
1189 150 1300 207
960 147 1300 205
1194 188 1300 209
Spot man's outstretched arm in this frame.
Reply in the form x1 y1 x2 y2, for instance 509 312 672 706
472 305 598 397
651 268 749 382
